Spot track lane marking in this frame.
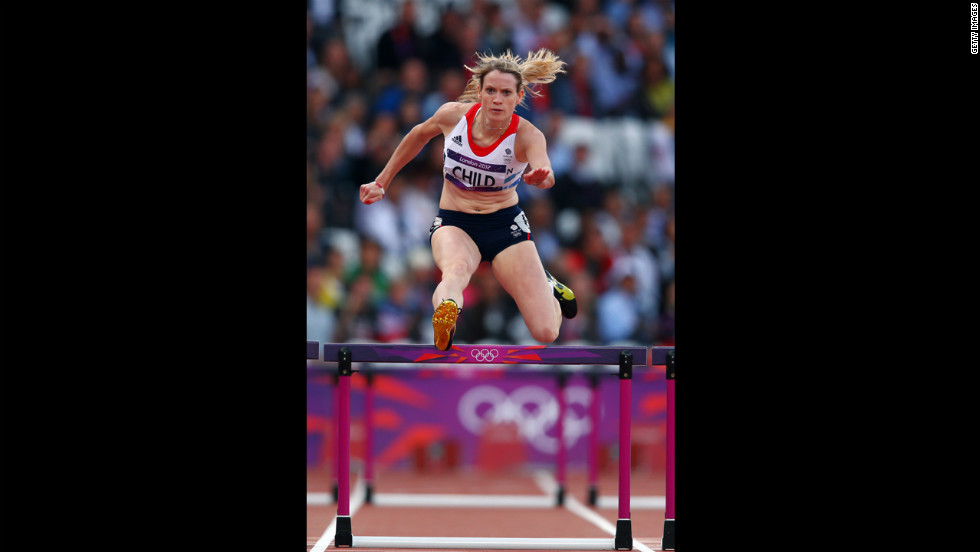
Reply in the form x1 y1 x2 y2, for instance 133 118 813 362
532 469 657 552
311 474 366 552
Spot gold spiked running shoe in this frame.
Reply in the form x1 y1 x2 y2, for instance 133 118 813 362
432 299 460 351
545 270 577 319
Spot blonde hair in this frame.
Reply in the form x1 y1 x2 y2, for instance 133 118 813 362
457 49 566 108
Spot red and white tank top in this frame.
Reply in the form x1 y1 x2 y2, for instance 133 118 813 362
443 103 528 192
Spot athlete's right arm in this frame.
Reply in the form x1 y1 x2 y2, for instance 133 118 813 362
360 103 466 205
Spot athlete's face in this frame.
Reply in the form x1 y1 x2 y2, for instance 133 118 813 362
480 70 523 120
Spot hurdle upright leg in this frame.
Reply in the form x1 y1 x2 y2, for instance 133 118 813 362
364 372 374 503
556 372 567 506
614 351 633 550
663 350 675 550
588 372 599 506
335 347 353 547
332 374 339 502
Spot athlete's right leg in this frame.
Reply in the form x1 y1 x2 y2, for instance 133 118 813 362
430 226 482 350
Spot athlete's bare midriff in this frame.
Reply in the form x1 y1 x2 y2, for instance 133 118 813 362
438 181 519 214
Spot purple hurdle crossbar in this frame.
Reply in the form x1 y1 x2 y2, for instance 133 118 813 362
321 343 648 366
321 343 668 550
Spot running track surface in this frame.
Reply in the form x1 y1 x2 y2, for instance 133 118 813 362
307 466 667 551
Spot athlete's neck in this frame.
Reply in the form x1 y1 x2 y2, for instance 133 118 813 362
481 108 509 134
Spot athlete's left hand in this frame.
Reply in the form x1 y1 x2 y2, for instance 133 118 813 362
524 167 554 189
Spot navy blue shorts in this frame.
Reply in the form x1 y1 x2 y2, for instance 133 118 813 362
428 205 533 263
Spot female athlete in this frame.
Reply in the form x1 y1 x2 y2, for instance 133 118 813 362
359 49 577 351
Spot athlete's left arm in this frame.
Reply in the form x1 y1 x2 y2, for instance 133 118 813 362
519 125 555 190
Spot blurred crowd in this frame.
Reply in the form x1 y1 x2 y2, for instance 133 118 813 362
307 0 675 347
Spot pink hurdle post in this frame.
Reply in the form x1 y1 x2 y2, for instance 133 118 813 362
335 347 353 547
614 351 633 551
588 373 599 506
556 373 567 506
662 350 675 550
364 372 374 503
332 377 338 502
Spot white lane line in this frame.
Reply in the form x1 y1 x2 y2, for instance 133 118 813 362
310 475 366 552
351 536 615 549
308 472 660 550
307 492 332 505
532 470 657 552
596 495 666 509
372 493 555 507
531 469 559 495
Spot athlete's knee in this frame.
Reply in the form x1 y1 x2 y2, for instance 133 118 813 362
529 322 560 344
442 259 475 280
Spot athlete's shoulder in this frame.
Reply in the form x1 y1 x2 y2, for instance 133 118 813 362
515 117 545 142
433 102 472 123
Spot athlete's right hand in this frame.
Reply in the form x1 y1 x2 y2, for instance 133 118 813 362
359 181 385 205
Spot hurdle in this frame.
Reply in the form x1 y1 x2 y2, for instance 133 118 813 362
328 362 590 507
337 364 646 509
322 349 651 509
315 343 673 550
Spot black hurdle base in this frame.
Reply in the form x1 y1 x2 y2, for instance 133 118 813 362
614 519 632 550
588 485 597 506
662 518 675 550
335 515 352 547
556 485 565 506
365 483 373 504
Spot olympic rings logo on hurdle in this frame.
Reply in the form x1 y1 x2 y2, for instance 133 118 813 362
470 348 499 362
457 385 597 453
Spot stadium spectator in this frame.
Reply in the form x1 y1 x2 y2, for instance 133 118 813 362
307 259 338 344
551 142 601 214
373 57 430 122
422 69 467 121
610 214 660 338
375 278 421 343
376 0 428 83
595 262 641 343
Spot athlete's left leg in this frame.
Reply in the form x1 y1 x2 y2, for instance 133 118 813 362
491 241 562 343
